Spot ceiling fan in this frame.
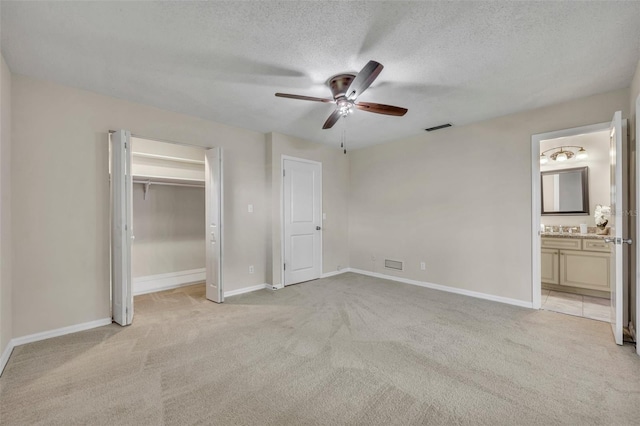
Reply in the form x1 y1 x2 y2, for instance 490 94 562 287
275 60 408 129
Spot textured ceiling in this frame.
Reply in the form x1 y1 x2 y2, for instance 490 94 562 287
2 1 640 149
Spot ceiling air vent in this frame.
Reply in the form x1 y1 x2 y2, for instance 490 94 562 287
384 259 403 271
425 123 452 132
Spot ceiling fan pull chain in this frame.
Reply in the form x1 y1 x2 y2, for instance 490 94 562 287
341 121 347 154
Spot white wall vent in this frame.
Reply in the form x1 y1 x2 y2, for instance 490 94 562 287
384 259 403 271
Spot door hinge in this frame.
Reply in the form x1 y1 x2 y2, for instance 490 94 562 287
283 169 285 177
284 263 286 271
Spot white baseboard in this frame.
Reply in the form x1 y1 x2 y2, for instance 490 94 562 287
271 269 351 290
321 269 352 279
0 340 14 377
1 317 112 376
350 268 533 309
11 317 113 347
133 268 205 296
224 284 267 298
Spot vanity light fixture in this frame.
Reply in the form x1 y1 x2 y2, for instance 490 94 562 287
539 145 588 164
576 147 588 160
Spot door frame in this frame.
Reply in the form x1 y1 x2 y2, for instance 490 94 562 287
109 130 224 320
531 121 612 310
280 155 323 287
636 93 640 355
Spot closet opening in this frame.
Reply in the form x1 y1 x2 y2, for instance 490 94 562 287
109 131 223 326
131 137 208 312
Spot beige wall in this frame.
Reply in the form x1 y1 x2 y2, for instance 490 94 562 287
132 184 205 277
540 131 610 227
11 74 269 337
349 89 629 303
267 132 349 286
0 54 12 357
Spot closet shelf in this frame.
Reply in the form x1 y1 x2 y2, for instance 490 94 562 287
132 152 205 165
133 175 204 200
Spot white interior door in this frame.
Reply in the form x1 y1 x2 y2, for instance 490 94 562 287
205 147 223 303
283 158 322 286
110 130 133 325
608 111 623 345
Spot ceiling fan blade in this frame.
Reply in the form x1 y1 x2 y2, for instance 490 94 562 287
322 109 343 129
275 93 333 103
345 60 384 100
355 102 408 116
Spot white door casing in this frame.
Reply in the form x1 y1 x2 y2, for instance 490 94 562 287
636 93 640 356
205 147 223 303
609 111 624 345
531 122 611 310
283 157 322 286
110 129 133 326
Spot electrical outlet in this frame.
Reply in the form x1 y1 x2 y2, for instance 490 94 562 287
248 204 253 213
371 255 376 262
420 262 426 271
249 265 254 274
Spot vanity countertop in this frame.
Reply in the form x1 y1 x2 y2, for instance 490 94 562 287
541 232 609 240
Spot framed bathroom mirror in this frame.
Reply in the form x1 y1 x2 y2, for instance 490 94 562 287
541 166 589 215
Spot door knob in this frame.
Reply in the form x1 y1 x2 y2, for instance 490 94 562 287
316 226 321 230
604 238 615 243
623 238 633 245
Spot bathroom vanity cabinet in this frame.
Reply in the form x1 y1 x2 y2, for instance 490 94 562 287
541 236 611 297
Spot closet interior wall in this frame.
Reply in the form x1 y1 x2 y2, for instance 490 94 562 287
131 137 206 290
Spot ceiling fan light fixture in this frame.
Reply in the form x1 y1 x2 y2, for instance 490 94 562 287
274 60 408 132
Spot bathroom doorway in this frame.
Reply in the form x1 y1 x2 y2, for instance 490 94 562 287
531 113 629 345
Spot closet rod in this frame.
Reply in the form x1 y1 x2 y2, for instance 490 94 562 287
133 180 204 188
133 179 204 200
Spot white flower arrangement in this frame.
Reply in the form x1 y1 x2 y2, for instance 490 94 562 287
594 204 610 228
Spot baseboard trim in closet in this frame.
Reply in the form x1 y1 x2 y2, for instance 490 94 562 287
350 268 533 309
224 284 268 298
133 268 206 296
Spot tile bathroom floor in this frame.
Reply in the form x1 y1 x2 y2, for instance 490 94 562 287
541 290 610 322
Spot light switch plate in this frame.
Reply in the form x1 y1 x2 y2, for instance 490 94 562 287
248 204 253 213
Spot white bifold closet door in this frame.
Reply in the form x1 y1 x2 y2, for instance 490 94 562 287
110 130 133 326
205 147 223 303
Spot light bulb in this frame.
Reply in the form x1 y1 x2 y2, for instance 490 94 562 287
540 154 548 165
556 152 568 162
576 148 588 160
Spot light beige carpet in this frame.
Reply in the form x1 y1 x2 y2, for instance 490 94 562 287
1 272 639 425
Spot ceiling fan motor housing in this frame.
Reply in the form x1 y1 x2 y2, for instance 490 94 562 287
327 74 356 99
